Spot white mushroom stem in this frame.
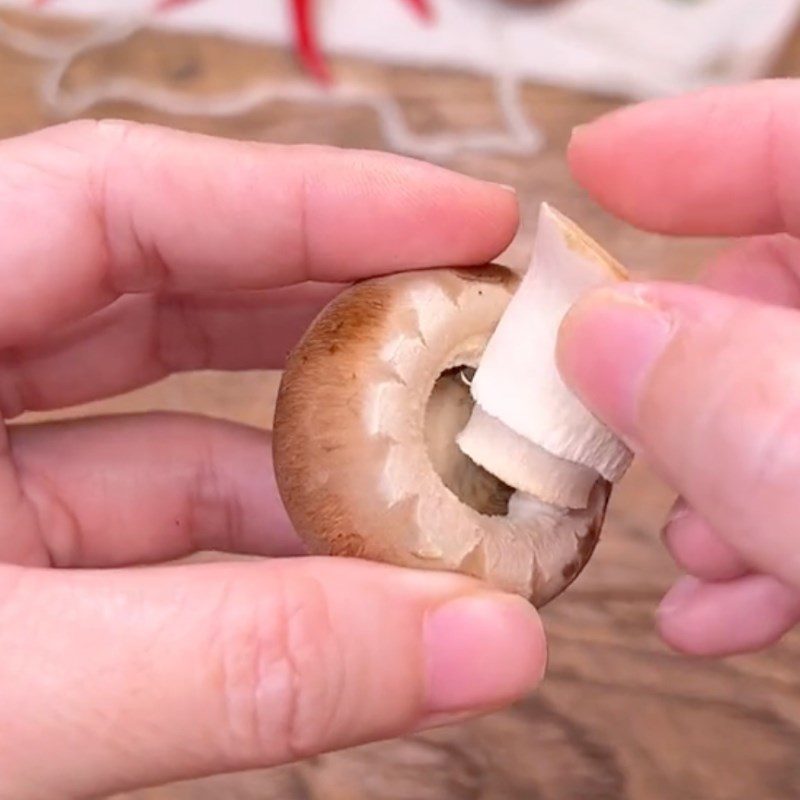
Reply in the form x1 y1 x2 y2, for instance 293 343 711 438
457 203 632 509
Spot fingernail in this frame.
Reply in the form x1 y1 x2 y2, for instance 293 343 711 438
658 575 703 618
568 123 598 154
423 593 546 716
558 285 674 440
568 123 589 145
661 498 689 541
494 183 517 194
666 498 690 525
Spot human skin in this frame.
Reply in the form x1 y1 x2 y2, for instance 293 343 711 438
0 120 546 799
560 79 800 658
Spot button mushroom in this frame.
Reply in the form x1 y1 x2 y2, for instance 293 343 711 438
273 204 631 606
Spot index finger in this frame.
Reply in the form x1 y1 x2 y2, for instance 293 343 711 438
0 120 518 346
567 80 800 237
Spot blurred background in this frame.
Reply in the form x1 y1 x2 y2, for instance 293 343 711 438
1 1 800 798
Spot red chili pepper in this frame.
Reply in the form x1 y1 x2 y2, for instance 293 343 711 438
403 0 433 22
30 0 436 83
291 0 332 85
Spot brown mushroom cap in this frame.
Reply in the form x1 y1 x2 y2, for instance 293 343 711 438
272 266 610 607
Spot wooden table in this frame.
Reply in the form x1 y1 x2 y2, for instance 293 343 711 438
2 9 800 799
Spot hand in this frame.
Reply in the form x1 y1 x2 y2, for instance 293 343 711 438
559 80 800 657
0 120 545 799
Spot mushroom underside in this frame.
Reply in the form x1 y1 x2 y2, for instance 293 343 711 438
273 266 611 607
421 360 610 605
424 366 514 517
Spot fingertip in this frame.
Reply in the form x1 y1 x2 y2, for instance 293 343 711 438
566 109 652 228
566 120 602 185
661 503 749 582
656 574 800 657
557 285 673 440
655 576 728 656
657 574 705 619
423 591 546 718
568 83 800 236
454 175 520 263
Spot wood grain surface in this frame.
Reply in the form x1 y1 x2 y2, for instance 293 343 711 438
1 9 800 799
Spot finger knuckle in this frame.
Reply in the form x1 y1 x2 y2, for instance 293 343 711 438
84 119 174 295
185 444 245 553
212 571 345 765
